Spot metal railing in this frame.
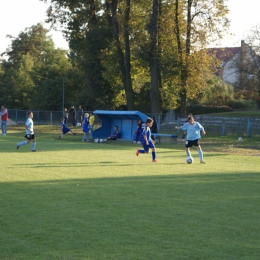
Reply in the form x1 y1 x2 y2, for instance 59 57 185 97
5 109 260 137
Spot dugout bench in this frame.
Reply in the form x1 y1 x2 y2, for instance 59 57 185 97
152 133 178 144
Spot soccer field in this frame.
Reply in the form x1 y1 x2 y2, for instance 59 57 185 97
1 127 260 259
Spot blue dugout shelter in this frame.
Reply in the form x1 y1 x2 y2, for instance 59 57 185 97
92 110 149 141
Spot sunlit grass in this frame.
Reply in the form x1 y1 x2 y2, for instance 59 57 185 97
1 128 260 259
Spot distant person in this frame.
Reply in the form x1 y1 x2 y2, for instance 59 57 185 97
105 126 120 140
69 106 76 126
16 111 36 152
133 119 143 143
77 105 84 124
175 114 206 164
82 113 90 142
151 115 158 141
64 108 69 125
89 112 95 139
136 118 157 162
58 117 76 139
0 105 8 135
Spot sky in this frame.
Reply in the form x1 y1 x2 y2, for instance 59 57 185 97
0 0 260 55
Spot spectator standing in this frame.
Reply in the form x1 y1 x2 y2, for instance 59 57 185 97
133 119 143 143
69 106 76 126
151 115 158 141
82 113 90 142
89 112 95 139
77 105 84 124
0 105 8 135
64 108 69 125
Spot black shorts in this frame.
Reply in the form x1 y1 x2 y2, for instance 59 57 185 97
185 139 199 148
24 134 35 140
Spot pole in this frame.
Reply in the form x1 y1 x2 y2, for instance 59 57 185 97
62 77 65 116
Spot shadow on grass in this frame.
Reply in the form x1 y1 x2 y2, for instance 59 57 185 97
1 173 260 259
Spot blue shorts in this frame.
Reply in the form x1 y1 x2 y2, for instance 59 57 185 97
83 126 89 133
62 126 71 134
142 140 155 152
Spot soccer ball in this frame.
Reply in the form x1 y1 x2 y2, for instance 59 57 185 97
238 137 243 141
186 157 193 164
94 138 99 143
76 122 81 127
99 139 104 143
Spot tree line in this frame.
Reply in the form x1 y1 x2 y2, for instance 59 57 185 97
2 0 258 114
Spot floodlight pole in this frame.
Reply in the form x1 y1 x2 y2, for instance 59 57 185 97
62 77 65 116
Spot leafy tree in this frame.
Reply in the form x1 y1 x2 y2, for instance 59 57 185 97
109 0 135 110
173 0 229 116
39 0 230 114
0 24 74 110
197 75 234 106
43 0 135 110
32 48 78 110
231 28 260 109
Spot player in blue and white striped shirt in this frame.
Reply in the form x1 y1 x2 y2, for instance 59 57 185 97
175 115 206 164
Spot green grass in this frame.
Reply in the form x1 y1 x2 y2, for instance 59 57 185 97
1 126 260 259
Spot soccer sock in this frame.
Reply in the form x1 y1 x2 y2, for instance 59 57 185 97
186 150 191 157
139 150 145 153
32 142 36 150
152 151 156 160
18 140 27 146
198 149 203 160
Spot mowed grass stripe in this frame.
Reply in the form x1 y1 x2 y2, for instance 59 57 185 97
0 129 260 259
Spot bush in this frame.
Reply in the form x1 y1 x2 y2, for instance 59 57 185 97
227 99 257 110
174 105 233 115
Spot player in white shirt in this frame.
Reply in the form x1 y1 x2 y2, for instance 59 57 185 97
16 111 36 152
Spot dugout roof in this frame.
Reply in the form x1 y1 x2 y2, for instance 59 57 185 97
92 110 149 140
93 110 148 122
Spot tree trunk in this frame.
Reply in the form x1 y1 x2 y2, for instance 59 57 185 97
124 0 134 110
110 0 134 110
174 0 192 117
180 90 187 116
148 0 161 114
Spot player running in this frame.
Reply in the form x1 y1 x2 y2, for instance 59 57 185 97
16 111 37 152
136 117 157 162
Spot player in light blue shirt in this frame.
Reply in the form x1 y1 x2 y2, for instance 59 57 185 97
16 111 36 152
175 115 206 163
